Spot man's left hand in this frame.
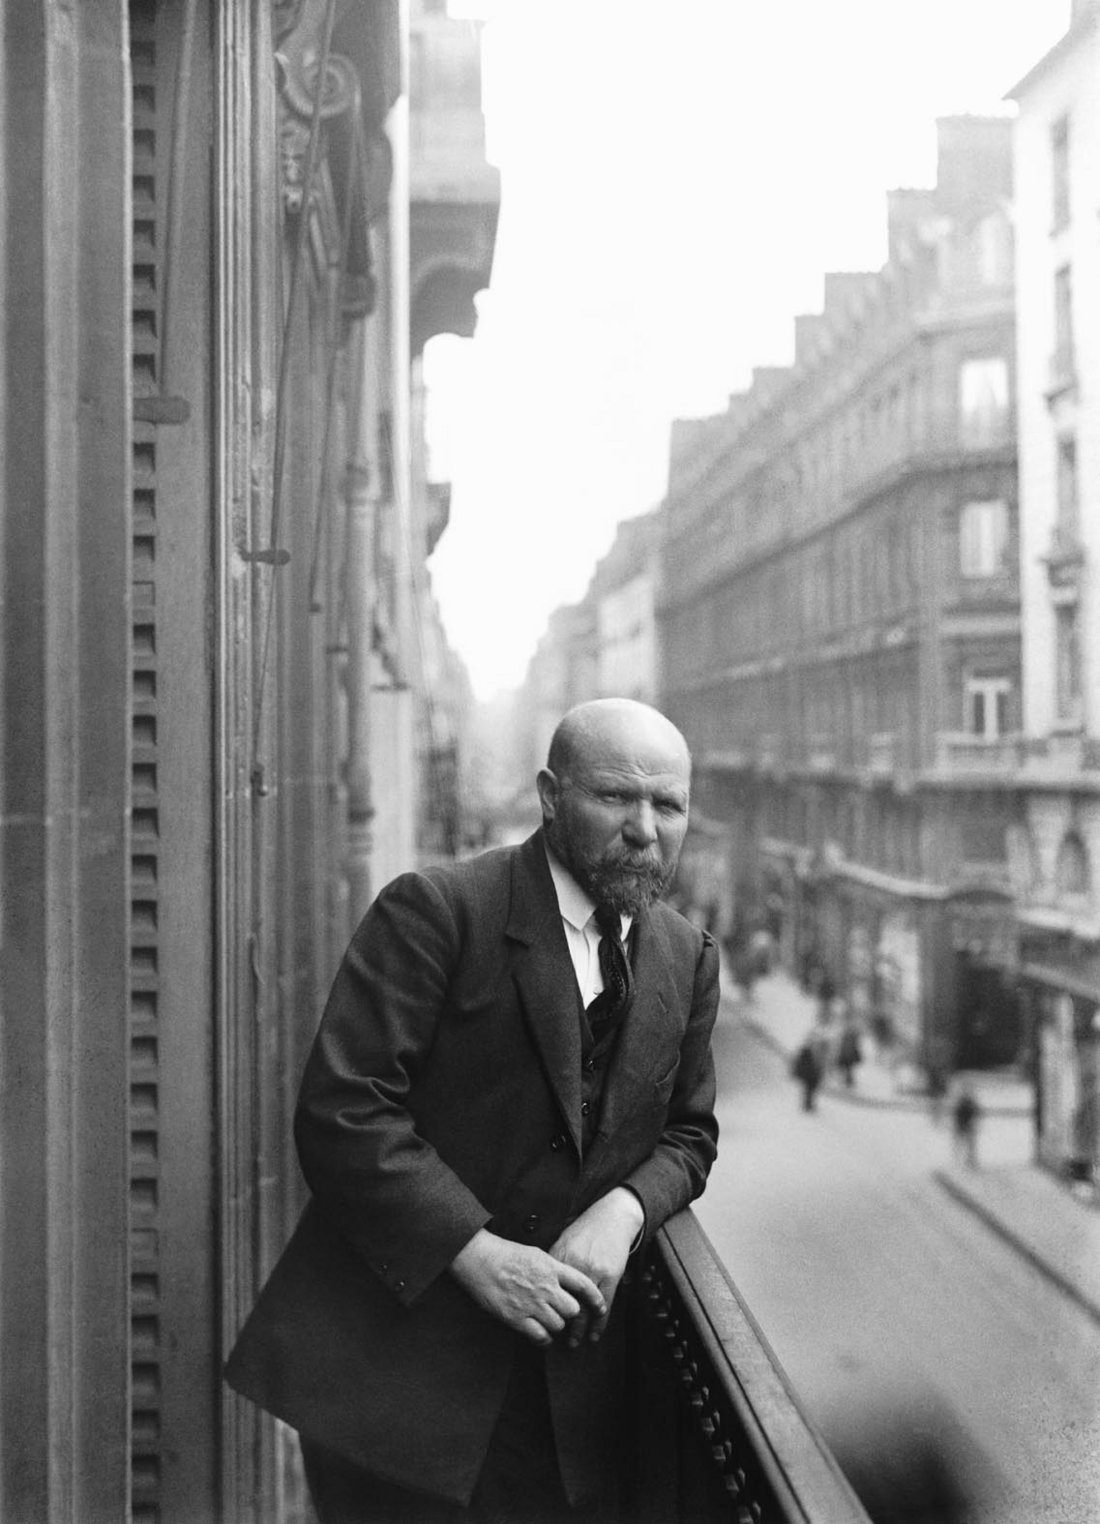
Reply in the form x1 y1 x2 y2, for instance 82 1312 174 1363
549 1187 644 1347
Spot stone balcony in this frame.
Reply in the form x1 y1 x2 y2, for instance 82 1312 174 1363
807 735 838 772
934 732 1025 776
933 731 1100 786
867 731 896 774
1020 732 1100 780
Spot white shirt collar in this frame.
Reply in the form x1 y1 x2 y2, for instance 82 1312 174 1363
543 841 632 938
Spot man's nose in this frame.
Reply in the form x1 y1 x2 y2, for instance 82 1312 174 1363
622 799 658 846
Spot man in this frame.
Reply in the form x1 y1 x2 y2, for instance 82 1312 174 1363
225 698 720 1522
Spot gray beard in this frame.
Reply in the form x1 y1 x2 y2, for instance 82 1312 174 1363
577 853 674 916
544 820 676 915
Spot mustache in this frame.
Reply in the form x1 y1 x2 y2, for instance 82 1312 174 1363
605 847 663 872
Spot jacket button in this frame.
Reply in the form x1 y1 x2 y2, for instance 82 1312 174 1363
380 1262 390 1273
550 1134 566 1151
523 1214 540 1235
584 1056 596 1071
581 1101 591 1116
395 1278 406 1292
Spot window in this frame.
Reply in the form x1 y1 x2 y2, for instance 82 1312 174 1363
1057 436 1078 528
966 676 1011 740
1055 604 1082 725
1051 116 1070 232
958 357 1009 446
960 809 1008 863
959 499 1009 578
1054 265 1074 374
1055 833 1089 899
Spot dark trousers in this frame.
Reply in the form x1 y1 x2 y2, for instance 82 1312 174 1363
301 1344 617 1524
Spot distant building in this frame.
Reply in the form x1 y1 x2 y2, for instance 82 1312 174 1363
513 509 662 788
1009 0 1100 1181
403 0 500 870
660 117 1021 1076
515 601 601 787
594 511 663 703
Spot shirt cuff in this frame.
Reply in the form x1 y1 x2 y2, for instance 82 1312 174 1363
621 1185 647 1253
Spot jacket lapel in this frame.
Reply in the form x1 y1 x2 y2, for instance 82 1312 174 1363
506 833 584 1153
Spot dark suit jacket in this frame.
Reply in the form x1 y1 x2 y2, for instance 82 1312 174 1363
225 830 719 1505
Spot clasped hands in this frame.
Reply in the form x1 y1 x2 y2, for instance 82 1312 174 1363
450 1188 644 1349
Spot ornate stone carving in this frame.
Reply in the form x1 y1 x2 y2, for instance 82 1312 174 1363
273 0 307 44
1027 795 1072 904
1043 521 1085 594
274 0 360 215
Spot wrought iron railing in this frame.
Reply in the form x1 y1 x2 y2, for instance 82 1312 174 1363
632 1211 870 1524
934 731 1023 774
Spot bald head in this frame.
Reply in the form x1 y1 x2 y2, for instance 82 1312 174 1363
538 699 691 915
546 699 691 784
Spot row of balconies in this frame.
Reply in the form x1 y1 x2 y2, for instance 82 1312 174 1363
702 730 1100 784
665 420 1015 605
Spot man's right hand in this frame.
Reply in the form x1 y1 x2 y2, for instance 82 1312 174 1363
449 1229 605 1346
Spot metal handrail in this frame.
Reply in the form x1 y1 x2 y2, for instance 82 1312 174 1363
636 1210 870 1523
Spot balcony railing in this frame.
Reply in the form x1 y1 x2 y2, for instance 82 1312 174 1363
633 1211 870 1523
757 734 783 773
867 732 896 774
934 730 1100 779
1021 732 1100 776
806 736 838 772
934 732 1023 774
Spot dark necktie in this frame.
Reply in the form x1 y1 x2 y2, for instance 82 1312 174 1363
586 904 634 1044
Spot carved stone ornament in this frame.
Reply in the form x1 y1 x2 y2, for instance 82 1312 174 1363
275 0 360 214
273 0 306 44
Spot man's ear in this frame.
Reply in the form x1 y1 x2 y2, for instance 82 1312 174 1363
536 768 560 821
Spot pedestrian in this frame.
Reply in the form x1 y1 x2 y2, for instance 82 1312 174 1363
225 698 720 1523
749 922 774 979
792 1039 824 1112
835 1021 862 1089
734 945 758 1002
816 969 837 1016
951 1085 981 1168
926 1064 948 1125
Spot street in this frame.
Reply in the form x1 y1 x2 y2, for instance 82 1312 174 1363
695 985 1100 1523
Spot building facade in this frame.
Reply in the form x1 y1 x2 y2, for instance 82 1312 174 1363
660 117 1022 1077
512 509 662 793
0 4 495 1520
1009 0 1100 1180
593 511 663 703
409 0 500 865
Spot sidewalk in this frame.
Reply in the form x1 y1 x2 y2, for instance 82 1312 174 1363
934 1162 1100 1326
727 962 1100 1327
729 964 1032 1115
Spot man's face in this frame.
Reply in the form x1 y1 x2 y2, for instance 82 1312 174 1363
541 743 690 915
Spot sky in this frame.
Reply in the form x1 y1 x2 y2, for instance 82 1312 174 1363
424 0 1071 701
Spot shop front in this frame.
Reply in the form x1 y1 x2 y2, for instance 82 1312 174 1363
828 866 940 1077
1018 955 1100 1184
759 837 810 974
946 890 1024 1070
